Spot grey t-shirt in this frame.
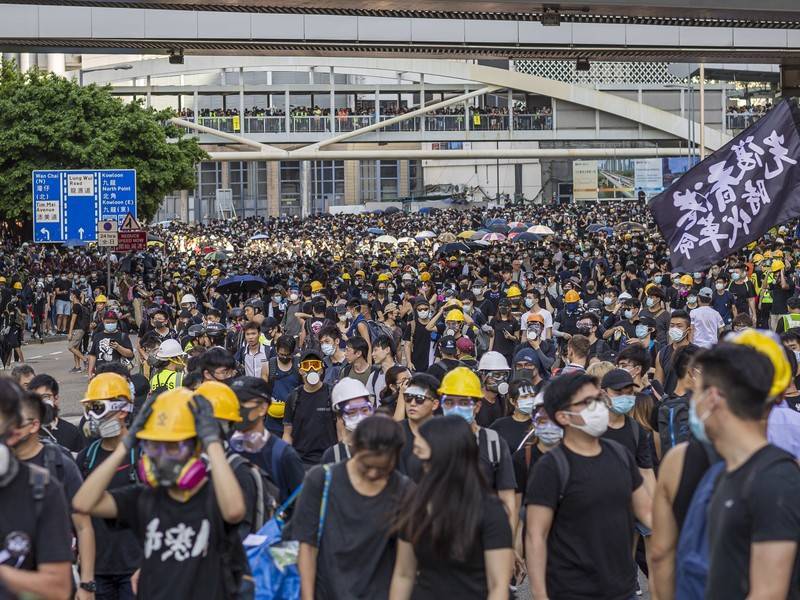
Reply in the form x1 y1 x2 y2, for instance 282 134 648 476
290 462 412 600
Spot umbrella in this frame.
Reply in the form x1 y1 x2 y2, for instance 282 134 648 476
507 231 521 240
470 230 487 240
586 224 604 233
482 232 507 242
372 209 384 215
418 207 434 214
415 231 436 239
508 221 527 229
599 226 615 236
397 237 417 245
528 225 555 235
384 206 401 214
146 240 164 248
489 224 510 233
375 234 398 245
249 233 269 241
205 250 229 261
437 241 472 255
469 240 491 248
147 233 164 243
215 275 268 294
367 227 385 235
513 232 543 243
438 232 457 243
614 221 647 233
457 230 476 239
485 217 507 226
509 226 528 233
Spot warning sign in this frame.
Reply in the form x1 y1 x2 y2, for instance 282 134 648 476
116 230 146 252
120 212 142 231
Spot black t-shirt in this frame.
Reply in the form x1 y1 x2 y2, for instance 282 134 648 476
283 385 337 465
111 482 236 600
54 279 70 301
75 443 142 575
512 443 544 495
489 416 531 455
602 417 654 470
291 462 412 600
0 462 73 571
728 280 755 312
770 283 793 315
397 420 424 482
707 445 800 599
26 443 84 503
402 494 512 599
88 331 134 365
477 428 516 492
476 395 506 429
491 318 519 360
46 418 86 453
72 302 90 331
403 318 435 372
526 442 643 599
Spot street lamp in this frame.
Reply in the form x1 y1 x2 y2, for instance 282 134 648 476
78 64 133 86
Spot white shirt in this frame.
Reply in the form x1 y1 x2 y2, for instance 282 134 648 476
690 306 724 348
243 344 268 378
520 308 553 339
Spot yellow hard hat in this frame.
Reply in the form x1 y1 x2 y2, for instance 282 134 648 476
0 277 6 283
390 261 399 268
136 388 197 442
420 272 431 282
13 282 22 290
310 280 323 293
772 260 785 273
729 329 792 398
752 254 764 264
199 268 208 277
195 381 242 423
418 262 427 271
82 373 132 403
188 260 196 267
342 273 351 281
445 309 465 322
679 274 694 286
211 268 221 277
355 270 365 278
773 250 784 258
564 290 581 303
438 366 483 399
172 272 181 279
94 294 108 304
764 250 773 259
377 273 391 282
506 286 522 298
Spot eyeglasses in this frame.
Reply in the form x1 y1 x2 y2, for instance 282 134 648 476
566 395 603 412
300 359 323 371
441 396 476 409
405 394 432 405
83 400 132 419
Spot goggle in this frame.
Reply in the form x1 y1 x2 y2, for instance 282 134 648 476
300 359 323 371
485 371 509 381
440 395 476 409
83 400 133 419
342 401 374 417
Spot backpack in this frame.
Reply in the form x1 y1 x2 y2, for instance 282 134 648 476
548 438 633 507
657 394 690 455
41 439 69 483
481 427 501 469
472 326 491 357
267 357 299 386
27 462 51 522
675 452 798 599
331 443 352 464
227 454 279 534
81 439 138 483
364 319 395 345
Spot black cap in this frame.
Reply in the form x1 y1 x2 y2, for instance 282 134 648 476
262 317 278 330
601 369 635 391
634 315 657 329
230 376 271 403
439 335 457 354
301 348 323 362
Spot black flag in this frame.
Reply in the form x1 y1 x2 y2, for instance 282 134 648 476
649 99 800 272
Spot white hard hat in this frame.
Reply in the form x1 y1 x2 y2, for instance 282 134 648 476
478 351 510 371
154 338 186 360
331 377 370 411
180 294 197 305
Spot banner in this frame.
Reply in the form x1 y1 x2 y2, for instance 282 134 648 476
634 159 663 199
573 161 598 200
650 99 800 272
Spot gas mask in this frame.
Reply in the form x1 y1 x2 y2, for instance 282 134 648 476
138 440 207 490
0 442 19 488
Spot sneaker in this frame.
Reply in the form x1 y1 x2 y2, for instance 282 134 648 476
69 367 81 373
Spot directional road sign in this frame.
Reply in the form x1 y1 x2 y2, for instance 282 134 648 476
32 169 137 243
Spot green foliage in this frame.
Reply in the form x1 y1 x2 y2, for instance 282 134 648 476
0 60 207 221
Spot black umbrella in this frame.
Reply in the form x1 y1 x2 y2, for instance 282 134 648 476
215 275 268 294
384 206 401 214
437 242 472 255
512 232 543 243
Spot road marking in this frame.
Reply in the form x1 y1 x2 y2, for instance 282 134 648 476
49 351 63 356
29 355 42 360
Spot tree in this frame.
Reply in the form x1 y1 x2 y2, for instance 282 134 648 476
0 60 207 222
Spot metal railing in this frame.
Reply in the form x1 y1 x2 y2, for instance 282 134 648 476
377 116 419 132
726 112 763 131
245 116 286 134
425 115 466 131
290 116 331 133
514 114 553 130
337 116 375 132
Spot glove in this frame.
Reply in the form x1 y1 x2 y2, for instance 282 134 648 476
123 396 155 451
190 394 220 449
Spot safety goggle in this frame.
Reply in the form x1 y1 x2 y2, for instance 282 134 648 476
300 359 323 371
342 401 374 417
83 400 132 419
140 439 195 458
485 371 509 382
440 395 476 409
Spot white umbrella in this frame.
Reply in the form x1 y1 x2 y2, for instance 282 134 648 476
249 233 269 241
375 234 398 245
415 230 437 239
397 237 417 245
528 225 555 235
482 232 507 242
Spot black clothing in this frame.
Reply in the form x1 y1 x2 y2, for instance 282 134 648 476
283 385 337 465
602 417 653 470
489 416 531 455
672 438 717 530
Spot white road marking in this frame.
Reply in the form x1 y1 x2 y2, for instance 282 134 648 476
49 351 62 356
29 355 42 360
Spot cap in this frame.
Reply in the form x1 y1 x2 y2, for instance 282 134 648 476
301 348 323 362
262 317 279 330
514 348 538 365
384 302 398 313
230 376 271 403
103 310 119 320
456 336 474 354
601 369 635 390
635 315 657 329
472 279 485 288
698 287 713 299
439 335 457 354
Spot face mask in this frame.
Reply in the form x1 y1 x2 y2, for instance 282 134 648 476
345 311 354 320
229 430 268 452
387 286 395 295
731 272 741 281
104 323 117 333
289 293 299 302
610 394 636 415
417 310 429 319
527 329 540 341
83 415 122 439
576 325 592 335
524 298 534 309
138 454 207 490
463 303 473 314
687 295 697 305
623 309 633 319
442 404 474 424
305 370 321 386
604 297 613 306
715 283 724 291
472 287 483 296
548 284 558 296
566 401 609 437
343 412 369 432
517 396 536 415
689 398 710 443
565 302 578 312
535 422 563 446
273 295 282 304
321 343 335 356
794 350 800 364
668 327 687 343
645 297 656 308
360 292 369 301
129 382 136 400
654 276 663 284
635 324 649 339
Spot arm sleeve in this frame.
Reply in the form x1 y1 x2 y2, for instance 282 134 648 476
512 451 527 494
35 480 75 565
750 462 800 543
525 453 559 508
628 447 644 492
481 495 513 551
495 438 517 492
289 466 326 547
634 424 654 470
282 392 296 426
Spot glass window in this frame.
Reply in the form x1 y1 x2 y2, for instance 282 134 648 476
360 160 400 202
312 160 344 212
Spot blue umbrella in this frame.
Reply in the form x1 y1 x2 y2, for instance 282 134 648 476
216 275 268 294
367 227 385 235
485 217 507 226
599 227 614 236
512 232 543 243
586 224 604 233
489 223 510 233
418 207 433 214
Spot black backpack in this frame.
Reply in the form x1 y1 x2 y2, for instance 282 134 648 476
226 453 279 533
657 394 691 455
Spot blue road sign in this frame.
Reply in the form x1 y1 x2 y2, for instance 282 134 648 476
32 169 137 243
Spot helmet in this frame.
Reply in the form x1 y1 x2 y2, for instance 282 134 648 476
390 261 399 268
12 282 21 290
772 260 785 273
136 388 197 442
679 274 694 286
729 329 792 398
773 250 784 258
180 294 197 305
506 286 522 298
310 281 323 293
195 381 242 423
331 377 370 411
187 324 207 339
229 307 244 319
154 339 186 360
752 253 765 264
438 367 483 399
445 309 465 322
764 250 773 259
420 272 431 282
0 277 6 283
564 290 580 303
211 268 221 277
244 298 265 312
355 270 365 278
478 350 511 371
377 273 391 282
342 273 351 281
526 313 545 325
82 373 132 402
94 294 108 304
206 322 226 338
199 268 208 277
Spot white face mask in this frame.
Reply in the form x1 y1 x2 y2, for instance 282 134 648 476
527 329 540 341
305 371 321 385
565 401 609 437
321 343 335 356
417 310 429 320
669 327 686 343
343 412 369 432
289 293 299 302
472 287 483 296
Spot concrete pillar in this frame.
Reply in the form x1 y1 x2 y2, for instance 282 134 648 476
374 88 380 124
146 75 152 108
18 53 32 72
329 66 336 134
179 190 189 221
239 67 245 133
267 162 280 216
221 162 230 189
284 91 290 133
507 89 513 134
419 74 425 132
344 160 359 205
399 160 410 198
781 64 800 98
193 90 199 118
46 53 65 76
300 160 311 217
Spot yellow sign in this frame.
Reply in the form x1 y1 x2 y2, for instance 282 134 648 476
473 115 481 126
232 115 241 132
